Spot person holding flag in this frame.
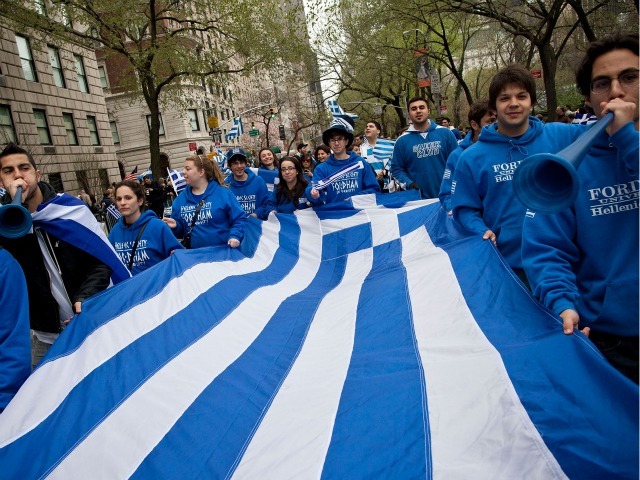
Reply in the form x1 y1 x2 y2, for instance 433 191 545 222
108 180 183 275
163 155 246 249
305 116 380 205
0 143 128 368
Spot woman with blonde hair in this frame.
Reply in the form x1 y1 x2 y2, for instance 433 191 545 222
163 155 246 248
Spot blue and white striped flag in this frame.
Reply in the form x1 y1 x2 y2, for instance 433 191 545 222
106 203 121 220
0 198 636 479
31 193 130 283
226 116 244 141
313 160 364 191
327 100 359 121
249 167 279 192
167 168 187 195
372 137 396 168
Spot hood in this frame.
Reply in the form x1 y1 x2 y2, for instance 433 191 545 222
184 179 221 204
459 132 474 150
402 120 439 135
225 168 258 188
118 209 156 232
479 116 544 145
325 151 362 166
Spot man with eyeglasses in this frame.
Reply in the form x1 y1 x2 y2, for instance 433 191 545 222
522 33 639 383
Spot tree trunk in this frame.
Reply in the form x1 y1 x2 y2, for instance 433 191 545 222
538 42 558 121
147 94 162 180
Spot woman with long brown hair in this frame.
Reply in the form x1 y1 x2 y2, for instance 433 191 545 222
163 155 246 248
266 156 310 215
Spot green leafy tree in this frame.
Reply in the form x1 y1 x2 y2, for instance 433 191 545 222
1 0 311 178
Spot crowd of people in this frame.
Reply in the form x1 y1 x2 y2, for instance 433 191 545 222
0 32 637 413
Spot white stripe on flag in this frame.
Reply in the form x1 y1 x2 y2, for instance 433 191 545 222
402 227 567 479
46 214 324 479
232 248 373 479
0 219 284 447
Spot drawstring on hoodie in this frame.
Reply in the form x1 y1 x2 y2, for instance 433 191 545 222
508 141 528 163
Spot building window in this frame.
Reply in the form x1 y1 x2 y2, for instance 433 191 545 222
146 114 165 136
62 113 78 145
110 121 120 144
61 5 72 27
33 109 52 145
0 105 17 144
98 168 110 190
15 35 38 82
48 46 66 88
74 54 89 93
86 115 100 145
98 66 108 89
48 172 64 192
188 109 200 131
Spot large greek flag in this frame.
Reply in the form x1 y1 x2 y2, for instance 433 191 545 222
0 197 636 479
226 116 244 141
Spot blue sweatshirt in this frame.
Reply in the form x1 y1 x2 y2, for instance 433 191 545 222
305 152 380 205
522 122 639 336
108 210 183 275
266 187 311 215
170 181 247 248
390 122 458 199
452 117 583 269
439 132 474 211
224 168 270 219
0 248 30 412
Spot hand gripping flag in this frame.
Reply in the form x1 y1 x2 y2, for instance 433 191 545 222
31 193 130 283
312 160 364 191
167 168 187 195
0 197 636 479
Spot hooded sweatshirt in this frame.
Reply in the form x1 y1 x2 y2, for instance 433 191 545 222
439 132 474 211
452 117 583 269
170 181 247 248
390 121 459 199
522 121 639 336
224 168 270 219
304 152 381 205
108 210 183 275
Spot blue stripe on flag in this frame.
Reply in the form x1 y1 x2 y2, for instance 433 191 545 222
427 211 639 479
322 238 430 478
133 239 350 478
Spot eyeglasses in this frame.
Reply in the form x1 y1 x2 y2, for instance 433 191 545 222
590 69 639 94
281 167 296 172
328 137 346 143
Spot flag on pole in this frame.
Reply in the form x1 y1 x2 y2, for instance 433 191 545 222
0 198 636 479
106 203 121 220
313 160 364 191
327 100 359 121
123 166 138 182
225 116 244 141
167 168 187 195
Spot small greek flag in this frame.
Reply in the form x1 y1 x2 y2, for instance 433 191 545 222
313 161 364 191
572 113 598 125
167 168 187 195
106 203 121 220
372 138 396 168
327 100 359 121
226 117 244 141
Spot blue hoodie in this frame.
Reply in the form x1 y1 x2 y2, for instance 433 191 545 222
224 168 270 219
452 117 583 269
522 122 639 336
390 122 459 199
439 132 474 211
305 152 380 205
170 181 247 248
108 210 183 275
266 186 311 215
0 248 30 412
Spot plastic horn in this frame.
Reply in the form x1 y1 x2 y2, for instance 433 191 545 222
513 112 614 214
0 186 33 238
